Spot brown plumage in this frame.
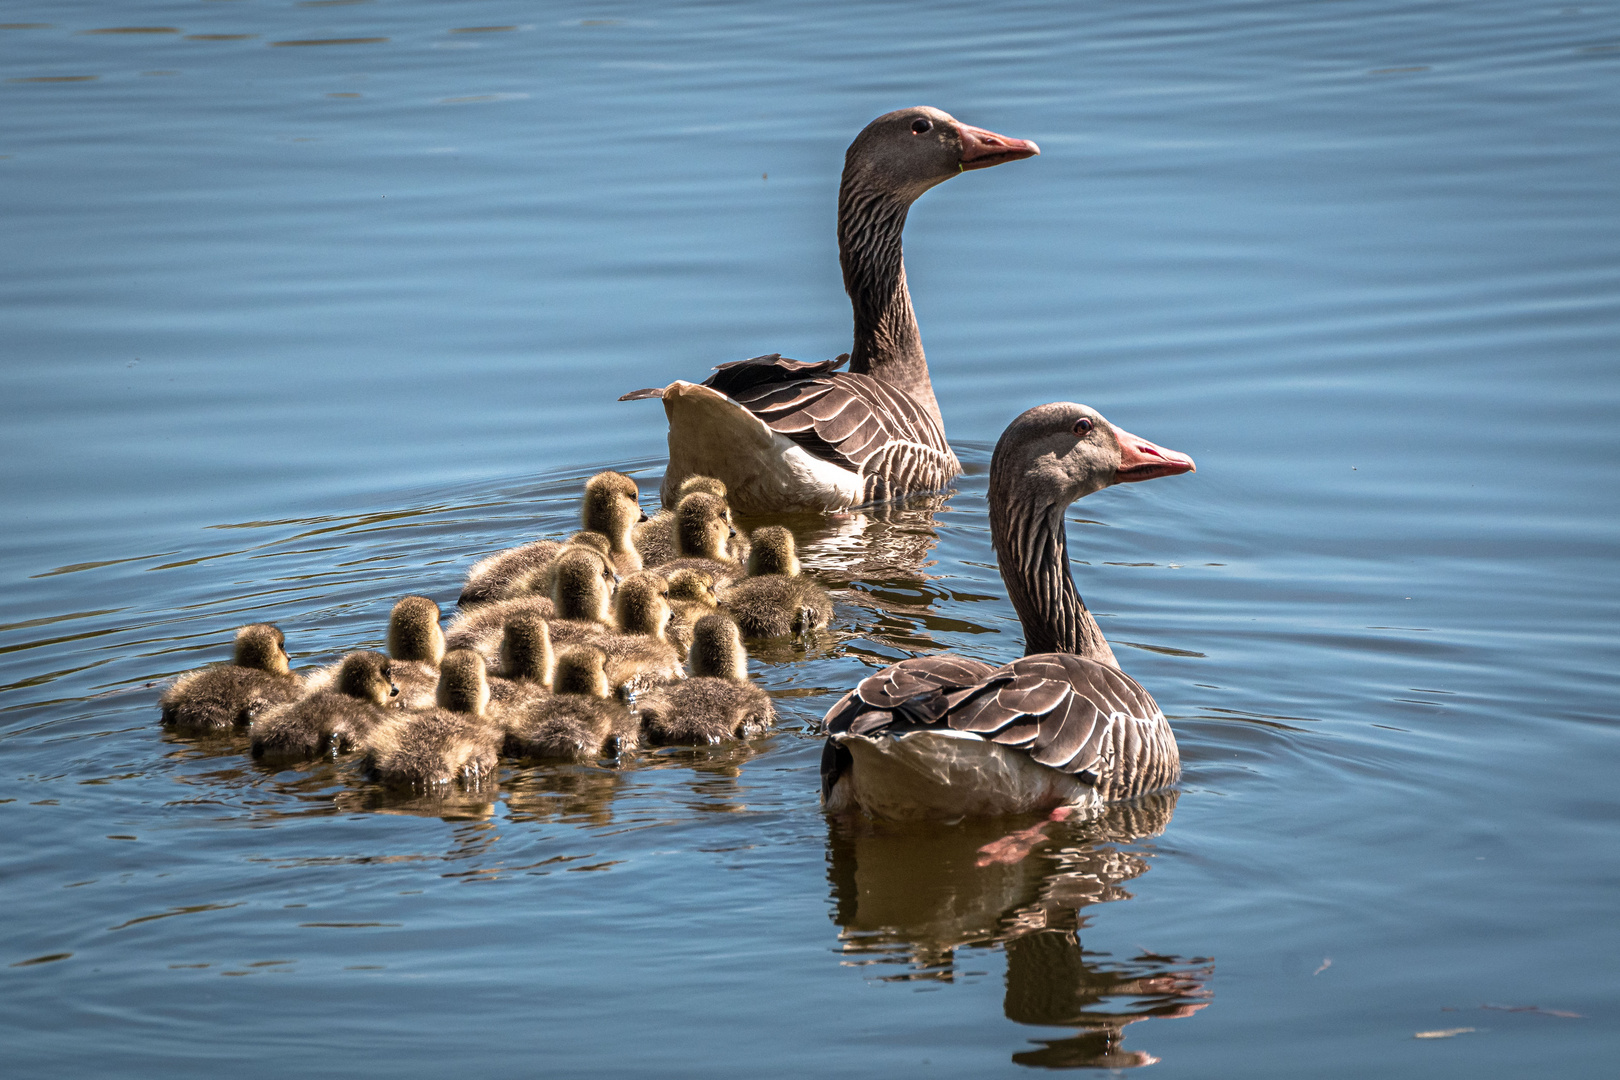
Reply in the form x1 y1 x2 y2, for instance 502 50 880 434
503 646 640 761
582 471 646 576
250 650 397 762
160 623 303 731
443 595 556 666
639 614 774 745
719 526 833 638
820 402 1195 818
366 649 501 787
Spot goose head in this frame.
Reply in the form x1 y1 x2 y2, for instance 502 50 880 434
550 546 616 624
689 613 749 682
336 650 398 706
234 623 291 675
667 568 719 610
990 402 1195 513
499 613 553 687
553 645 611 698
843 106 1039 206
745 526 801 578
614 571 672 639
387 595 445 666
674 492 736 560
436 648 490 716
583 471 645 551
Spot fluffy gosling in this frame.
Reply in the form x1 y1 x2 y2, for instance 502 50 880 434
250 650 397 762
637 614 775 745
720 526 833 638
160 623 304 731
503 645 640 761
366 649 501 788
582 471 647 576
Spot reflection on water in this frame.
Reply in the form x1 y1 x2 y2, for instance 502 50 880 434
827 792 1211 1068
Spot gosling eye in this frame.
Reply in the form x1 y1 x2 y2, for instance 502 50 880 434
1073 417 1094 436
911 117 933 134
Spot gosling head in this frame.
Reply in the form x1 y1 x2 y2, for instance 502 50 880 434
583 472 645 553
550 546 615 624
614 571 672 639
689 614 749 682
666 568 719 610
234 623 290 675
675 475 727 502
674 492 735 560
566 530 614 561
499 613 554 687
745 526 801 578
552 645 610 699
436 648 490 717
336 650 397 706
387 595 445 666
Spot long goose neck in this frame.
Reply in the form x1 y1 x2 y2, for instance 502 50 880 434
837 180 944 430
989 477 1119 666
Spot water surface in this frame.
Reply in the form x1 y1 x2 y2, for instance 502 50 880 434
3 2 1618 1076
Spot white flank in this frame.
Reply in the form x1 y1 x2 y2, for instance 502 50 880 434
657 382 865 512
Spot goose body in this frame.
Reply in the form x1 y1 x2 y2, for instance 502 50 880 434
159 623 303 731
820 402 1194 819
623 107 1038 514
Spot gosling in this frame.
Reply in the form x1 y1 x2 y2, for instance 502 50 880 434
159 623 303 731
486 612 554 711
444 535 614 663
504 645 640 761
250 650 397 762
650 492 744 585
456 530 612 609
637 614 775 745
664 567 720 656
720 526 833 638
582 471 647 576
365 649 502 788
634 475 729 567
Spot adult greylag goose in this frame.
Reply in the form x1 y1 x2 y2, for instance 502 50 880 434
820 402 1195 820
160 623 304 731
621 107 1038 513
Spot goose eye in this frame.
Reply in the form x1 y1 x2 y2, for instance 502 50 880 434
911 117 932 134
1073 418 1094 436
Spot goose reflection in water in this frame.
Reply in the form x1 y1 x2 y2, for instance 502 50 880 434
825 790 1211 1069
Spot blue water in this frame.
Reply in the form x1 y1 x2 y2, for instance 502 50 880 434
3 2 1618 1075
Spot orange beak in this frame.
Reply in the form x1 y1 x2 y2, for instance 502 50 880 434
1112 426 1196 483
958 124 1040 171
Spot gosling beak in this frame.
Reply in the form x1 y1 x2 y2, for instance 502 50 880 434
958 123 1040 171
1112 426 1196 483
638 509 649 522
389 683 400 697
